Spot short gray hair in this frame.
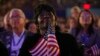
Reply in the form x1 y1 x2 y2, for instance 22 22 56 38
9 8 26 19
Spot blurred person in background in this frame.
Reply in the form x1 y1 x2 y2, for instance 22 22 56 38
95 18 100 38
0 8 35 56
3 12 12 31
70 10 100 56
0 17 5 32
29 4 82 56
66 17 77 34
95 18 100 29
57 17 67 33
25 21 37 34
70 6 81 21
0 17 9 56
69 6 81 31
97 19 100 29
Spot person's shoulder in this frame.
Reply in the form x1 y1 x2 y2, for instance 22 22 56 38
1 30 12 35
26 31 41 41
0 41 9 56
56 31 76 41
57 32 75 38
63 33 76 40
93 28 100 37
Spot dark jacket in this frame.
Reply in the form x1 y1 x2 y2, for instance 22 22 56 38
56 30 82 56
0 30 82 56
30 30 82 56
0 41 9 56
0 30 36 56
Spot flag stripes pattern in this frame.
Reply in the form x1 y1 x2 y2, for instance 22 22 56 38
29 23 60 56
91 44 100 56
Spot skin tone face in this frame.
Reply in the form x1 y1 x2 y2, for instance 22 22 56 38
38 11 55 35
79 11 92 28
59 22 66 32
71 9 79 20
28 23 37 33
10 15 25 36
9 9 26 36
10 16 25 29
69 19 76 29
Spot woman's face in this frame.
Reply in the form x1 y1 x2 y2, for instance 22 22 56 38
79 11 92 27
38 11 55 33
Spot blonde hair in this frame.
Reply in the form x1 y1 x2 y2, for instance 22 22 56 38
71 6 81 13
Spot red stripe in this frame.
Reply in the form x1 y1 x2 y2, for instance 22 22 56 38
48 41 57 43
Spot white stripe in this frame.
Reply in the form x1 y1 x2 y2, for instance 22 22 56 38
48 42 59 47
33 40 47 55
91 45 95 55
95 45 100 55
38 46 47 56
54 48 60 56
91 44 99 55
48 38 57 42
42 46 54 56
29 39 45 53
43 49 48 56
48 34 56 38
49 47 57 56
95 45 98 55
93 45 97 55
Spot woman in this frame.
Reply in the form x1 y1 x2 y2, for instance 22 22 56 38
29 4 82 56
70 10 100 56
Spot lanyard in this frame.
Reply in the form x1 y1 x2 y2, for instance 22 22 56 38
12 32 25 46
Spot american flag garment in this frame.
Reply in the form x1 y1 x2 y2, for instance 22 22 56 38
29 23 60 56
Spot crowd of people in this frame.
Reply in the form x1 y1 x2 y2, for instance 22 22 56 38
0 4 100 56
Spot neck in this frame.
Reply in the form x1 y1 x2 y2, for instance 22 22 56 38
13 27 24 36
83 27 88 33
